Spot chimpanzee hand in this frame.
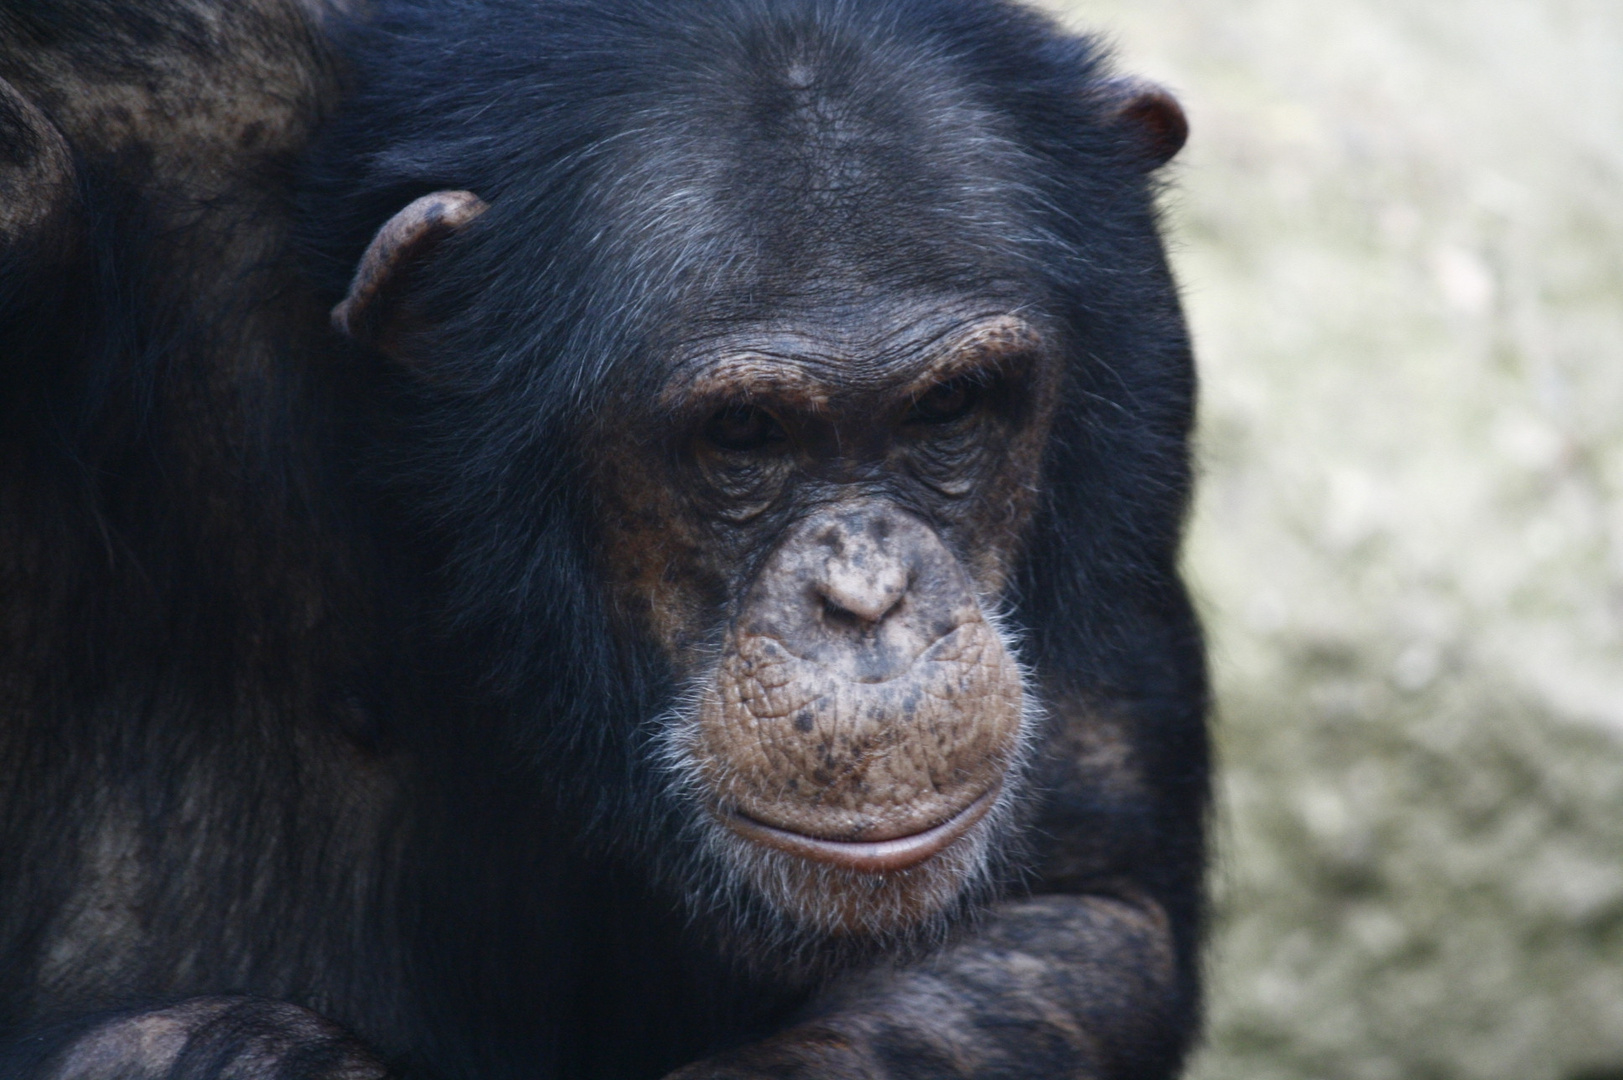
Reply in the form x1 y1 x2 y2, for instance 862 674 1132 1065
33 998 391 1080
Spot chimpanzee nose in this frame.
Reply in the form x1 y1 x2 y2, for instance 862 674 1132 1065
737 501 977 682
818 556 909 625
808 509 915 626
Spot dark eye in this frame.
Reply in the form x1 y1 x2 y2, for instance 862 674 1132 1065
907 377 983 425
702 405 786 452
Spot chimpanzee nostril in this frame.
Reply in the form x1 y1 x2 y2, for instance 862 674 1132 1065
817 558 909 625
747 503 972 682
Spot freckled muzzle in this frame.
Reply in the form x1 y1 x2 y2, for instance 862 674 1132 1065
697 504 1025 873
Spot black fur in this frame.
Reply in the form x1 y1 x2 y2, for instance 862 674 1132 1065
0 1 1207 1077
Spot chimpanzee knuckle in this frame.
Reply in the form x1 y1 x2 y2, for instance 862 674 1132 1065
46 999 390 1080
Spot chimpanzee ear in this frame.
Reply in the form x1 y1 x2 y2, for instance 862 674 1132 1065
331 190 489 354
1098 78 1188 168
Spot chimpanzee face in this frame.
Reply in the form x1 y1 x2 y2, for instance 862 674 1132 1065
324 26 1185 943
591 309 1058 935
324 187 1061 939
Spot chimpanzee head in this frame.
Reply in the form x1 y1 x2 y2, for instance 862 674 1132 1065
309 0 1189 963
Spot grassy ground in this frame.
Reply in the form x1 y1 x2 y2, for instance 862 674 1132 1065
1030 1 1623 1077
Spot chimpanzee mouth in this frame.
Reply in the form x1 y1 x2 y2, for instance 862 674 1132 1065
725 787 999 874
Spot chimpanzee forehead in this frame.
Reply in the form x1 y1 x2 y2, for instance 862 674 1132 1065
587 7 1045 318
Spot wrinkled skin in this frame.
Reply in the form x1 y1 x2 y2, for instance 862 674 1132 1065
591 312 1057 930
702 504 1022 844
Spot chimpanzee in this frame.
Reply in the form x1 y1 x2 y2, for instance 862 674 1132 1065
0 0 1206 1077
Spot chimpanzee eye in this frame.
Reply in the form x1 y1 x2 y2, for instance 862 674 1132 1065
907 377 983 425
702 405 786 452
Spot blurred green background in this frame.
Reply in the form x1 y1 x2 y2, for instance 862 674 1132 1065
1031 1 1623 1078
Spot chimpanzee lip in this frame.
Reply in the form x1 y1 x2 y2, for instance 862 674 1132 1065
726 788 998 874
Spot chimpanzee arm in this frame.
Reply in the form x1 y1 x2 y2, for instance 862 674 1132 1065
0 998 394 1080
666 690 1207 1080
679 895 1184 1080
